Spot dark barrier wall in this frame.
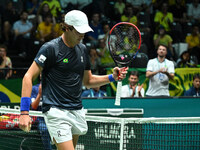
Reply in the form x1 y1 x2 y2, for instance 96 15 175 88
0 97 200 117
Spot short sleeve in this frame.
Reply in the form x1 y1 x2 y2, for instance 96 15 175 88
34 43 55 69
167 61 175 73
146 59 153 71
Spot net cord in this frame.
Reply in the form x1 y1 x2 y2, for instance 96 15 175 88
0 108 200 124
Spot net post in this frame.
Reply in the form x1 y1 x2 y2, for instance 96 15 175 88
119 118 125 150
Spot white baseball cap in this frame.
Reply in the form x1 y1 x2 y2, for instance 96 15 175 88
64 10 93 34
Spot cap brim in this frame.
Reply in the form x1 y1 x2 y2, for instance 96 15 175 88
74 24 94 34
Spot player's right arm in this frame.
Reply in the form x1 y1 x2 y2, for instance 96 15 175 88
146 59 159 78
19 61 43 132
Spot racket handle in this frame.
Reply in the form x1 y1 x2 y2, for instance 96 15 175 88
115 81 122 106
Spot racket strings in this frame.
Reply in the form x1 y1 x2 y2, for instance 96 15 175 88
109 24 141 64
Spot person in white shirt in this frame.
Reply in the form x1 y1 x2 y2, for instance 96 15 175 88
146 44 175 97
121 71 144 97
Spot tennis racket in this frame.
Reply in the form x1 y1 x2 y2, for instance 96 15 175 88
108 22 141 106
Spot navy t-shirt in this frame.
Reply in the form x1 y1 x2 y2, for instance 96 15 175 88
34 37 91 112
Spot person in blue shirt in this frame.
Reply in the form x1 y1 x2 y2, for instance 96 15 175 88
81 86 107 97
184 73 200 97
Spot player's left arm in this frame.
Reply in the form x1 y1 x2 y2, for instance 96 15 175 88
162 61 175 80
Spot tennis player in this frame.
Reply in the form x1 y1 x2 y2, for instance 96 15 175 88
19 10 128 150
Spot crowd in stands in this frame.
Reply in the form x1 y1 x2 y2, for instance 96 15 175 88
0 0 200 96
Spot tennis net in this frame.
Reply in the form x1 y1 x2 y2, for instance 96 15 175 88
0 108 199 150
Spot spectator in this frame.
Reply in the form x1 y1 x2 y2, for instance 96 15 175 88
0 44 12 79
121 4 138 25
176 50 197 68
168 0 188 42
153 25 174 60
187 0 200 24
184 73 200 97
31 82 53 150
1 1 19 46
154 3 173 33
86 12 104 47
13 11 33 58
81 86 107 97
26 0 40 15
89 47 101 75
36 14 58 43
41 0 61 19
121 71 144 97
146 44 175 97
96 38 115 73
98 23 110 42
185 25 200 64
12 0 24 14
37 2 56 25
60 0 78 12
113 0 126 21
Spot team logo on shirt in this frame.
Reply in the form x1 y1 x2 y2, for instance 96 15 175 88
38 54 46 63
63 58 68 63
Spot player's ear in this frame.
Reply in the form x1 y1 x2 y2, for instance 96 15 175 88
60 23 67 32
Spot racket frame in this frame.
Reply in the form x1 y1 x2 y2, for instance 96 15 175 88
108 22 142 106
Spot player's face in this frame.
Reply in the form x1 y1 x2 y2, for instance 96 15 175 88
72 28 85 44
129 75 138 86
193 78 200 89
157 45 167 57
66 26 85 45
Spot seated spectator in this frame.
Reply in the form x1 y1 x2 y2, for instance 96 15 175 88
41 0 61 19
153 25 174 60
176 51 197 68
0 44 12 79
60 0 78 12
184 73 200 97
26 0 41 33
86 12 104 47
37 2 56 25
154 3 173 33
81 86 107 98
168 0 188 42
113 0 126 21
89 47 101 75
121 4 138 25
26 0 40 15
185 25 200 64
13 11 33 57
36 14 61 43
1 1 19 46
121 71 144 97
98 23 110 42
96 39 115 73
187 0 200 25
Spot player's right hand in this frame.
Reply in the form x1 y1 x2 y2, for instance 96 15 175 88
19 115 32 132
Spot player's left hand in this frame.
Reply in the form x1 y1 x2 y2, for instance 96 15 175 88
113 67 128 81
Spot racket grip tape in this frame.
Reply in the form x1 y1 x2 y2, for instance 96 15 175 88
115 81 122 106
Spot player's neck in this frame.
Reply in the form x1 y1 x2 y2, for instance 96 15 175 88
157 56 165 63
